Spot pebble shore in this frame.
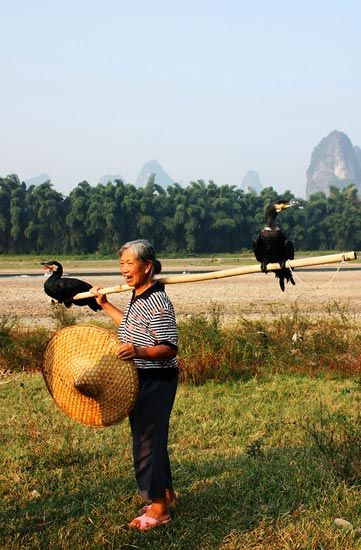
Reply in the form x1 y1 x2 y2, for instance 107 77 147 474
1 265 360 328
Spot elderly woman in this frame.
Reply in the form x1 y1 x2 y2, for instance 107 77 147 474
92 239 178 531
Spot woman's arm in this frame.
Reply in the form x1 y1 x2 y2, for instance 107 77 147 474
117 343 177 361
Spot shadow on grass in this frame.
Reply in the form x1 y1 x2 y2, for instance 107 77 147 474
2 449 135 536
2 445 331 549
171 447 325 539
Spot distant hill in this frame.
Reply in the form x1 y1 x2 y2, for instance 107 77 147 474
24 173 51 187
306 130 361 198
354 145 361 169
240 170 262 193
98 174 125 185
135 160 174 188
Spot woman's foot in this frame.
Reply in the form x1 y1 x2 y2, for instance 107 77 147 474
141 490 178 514
129 513 171 531
131 498 171 531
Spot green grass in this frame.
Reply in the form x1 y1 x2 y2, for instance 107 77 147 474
1 373 360 549
0 316 49 374
1 308 360 547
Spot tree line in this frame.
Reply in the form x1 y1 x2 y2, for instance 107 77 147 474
1 174 361 255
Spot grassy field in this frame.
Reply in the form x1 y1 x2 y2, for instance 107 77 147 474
1 255 361 548
1 370 360 549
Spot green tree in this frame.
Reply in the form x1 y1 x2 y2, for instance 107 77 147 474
0 175 18 252
24 182 66 253
65 181 93 253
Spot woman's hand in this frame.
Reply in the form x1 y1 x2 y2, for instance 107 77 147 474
117 343 137 361
90 286 108 307
90 286 124 325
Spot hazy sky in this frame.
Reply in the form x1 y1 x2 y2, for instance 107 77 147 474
1 0 361 197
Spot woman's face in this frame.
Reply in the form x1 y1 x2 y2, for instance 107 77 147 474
119 248 152 293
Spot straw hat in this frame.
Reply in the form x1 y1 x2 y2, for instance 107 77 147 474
42 325 138 427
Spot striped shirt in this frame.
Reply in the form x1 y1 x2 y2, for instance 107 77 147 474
118 282 178 370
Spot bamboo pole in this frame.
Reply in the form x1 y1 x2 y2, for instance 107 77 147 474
73 251 357 301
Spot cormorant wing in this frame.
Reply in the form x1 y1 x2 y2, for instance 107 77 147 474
253 235 264 263
52 277 92 302
285 239 295 260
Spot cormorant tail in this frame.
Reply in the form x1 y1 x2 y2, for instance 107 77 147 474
274 269 295 292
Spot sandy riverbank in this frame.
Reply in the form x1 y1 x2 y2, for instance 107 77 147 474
1 263 360 327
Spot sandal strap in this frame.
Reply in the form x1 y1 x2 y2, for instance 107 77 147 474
130 513 171 531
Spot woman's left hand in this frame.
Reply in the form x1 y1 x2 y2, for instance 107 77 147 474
117 343 137 361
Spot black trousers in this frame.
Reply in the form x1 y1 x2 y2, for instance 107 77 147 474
128 369 178 501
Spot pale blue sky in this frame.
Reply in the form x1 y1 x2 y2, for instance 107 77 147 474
1 0 360 197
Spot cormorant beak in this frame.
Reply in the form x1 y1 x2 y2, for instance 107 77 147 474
276 200 303 212
288 200 304 210
40 262 57 272
274 202 291 212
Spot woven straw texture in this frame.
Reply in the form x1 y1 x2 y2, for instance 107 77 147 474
42 325 138 427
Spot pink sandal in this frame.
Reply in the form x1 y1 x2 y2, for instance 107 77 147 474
129 513 171 531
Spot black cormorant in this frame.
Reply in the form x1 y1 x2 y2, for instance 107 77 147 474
253 200 301 291
41 261 101 311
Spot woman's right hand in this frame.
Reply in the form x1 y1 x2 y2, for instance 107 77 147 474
90 286 124 324
90 285 108 307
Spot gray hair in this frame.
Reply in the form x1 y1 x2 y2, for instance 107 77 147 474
118 239 161 277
